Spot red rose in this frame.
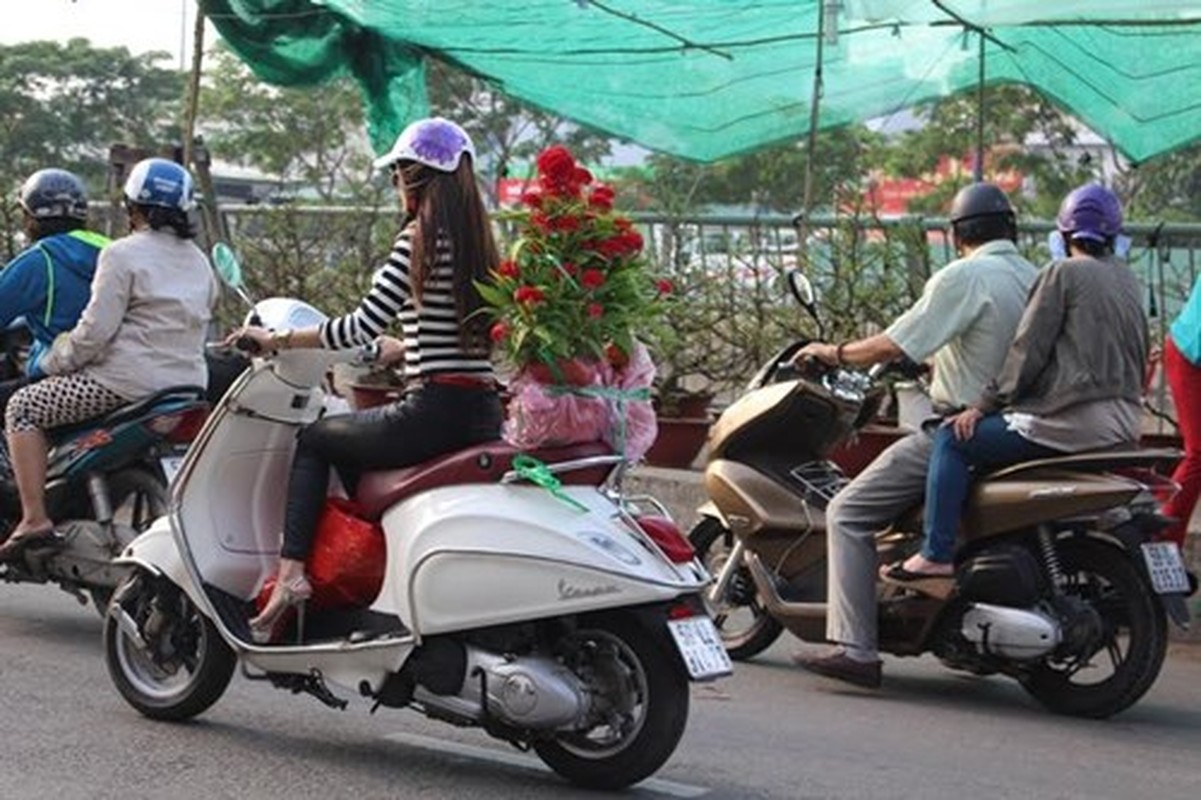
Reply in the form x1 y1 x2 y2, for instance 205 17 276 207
605 342 630 368
551 214 581 232
581 269 606 290
587 302 604 319
657 278 674 296
536 145 576 178
530 211 551 232
573 166 593 186
498 259 519 279
520 188 544 209
489 321 510 342
589 184 615 210
555 261 578 279
614 216 633 232
514 286 545 306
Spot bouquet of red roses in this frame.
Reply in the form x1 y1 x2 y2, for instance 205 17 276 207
477 145 668 457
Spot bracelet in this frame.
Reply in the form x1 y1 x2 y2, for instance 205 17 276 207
835 342 847 366
271 329 294 350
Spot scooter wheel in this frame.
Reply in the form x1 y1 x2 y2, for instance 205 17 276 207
689 517 783 660
103 571 236 721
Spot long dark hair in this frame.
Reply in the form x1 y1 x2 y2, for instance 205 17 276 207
398 156 498 355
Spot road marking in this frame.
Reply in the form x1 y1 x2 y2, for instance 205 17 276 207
382 730 710 797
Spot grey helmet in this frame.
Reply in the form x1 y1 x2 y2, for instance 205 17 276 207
948 182 1014 224
19 168 89 221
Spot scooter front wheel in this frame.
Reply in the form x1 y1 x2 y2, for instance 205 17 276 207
689 517 783 660
103 570 236 721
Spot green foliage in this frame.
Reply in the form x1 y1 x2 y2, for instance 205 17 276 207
0 38 183 259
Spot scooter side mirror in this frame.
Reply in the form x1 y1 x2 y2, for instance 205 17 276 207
786 270 824 340
211 242 245 291
211 243 263 327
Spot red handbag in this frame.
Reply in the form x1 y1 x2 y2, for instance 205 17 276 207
258 497 386 613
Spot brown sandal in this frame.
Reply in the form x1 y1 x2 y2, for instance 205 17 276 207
0 526 61 563
879 561 955 600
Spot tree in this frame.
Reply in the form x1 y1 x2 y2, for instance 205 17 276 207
0 39 183 258
882 86 1095 218
1117 143 1201 222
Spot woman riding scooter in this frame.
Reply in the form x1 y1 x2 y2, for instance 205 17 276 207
0 158 217 561
231 117 503 637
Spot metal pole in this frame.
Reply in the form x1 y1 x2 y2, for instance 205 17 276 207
797 1 828 258
973 29 985 182
182 8 206 168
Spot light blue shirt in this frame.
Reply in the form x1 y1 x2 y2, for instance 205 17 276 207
1171 277 1201 365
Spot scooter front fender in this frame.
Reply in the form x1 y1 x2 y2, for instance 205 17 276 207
112 516 208 611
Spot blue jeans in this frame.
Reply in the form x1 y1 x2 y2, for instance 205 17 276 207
923 414 1060 563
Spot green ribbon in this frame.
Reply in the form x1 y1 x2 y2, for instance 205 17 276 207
511 454 590 512
547 383 651 458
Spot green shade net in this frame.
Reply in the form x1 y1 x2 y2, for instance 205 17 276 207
202 0 1201 164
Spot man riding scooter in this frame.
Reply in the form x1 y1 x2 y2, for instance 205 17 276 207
0 169 108 410
790 182 1038 688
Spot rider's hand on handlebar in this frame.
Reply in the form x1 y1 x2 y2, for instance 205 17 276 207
944 407 984 441
792 342 840 368
225 326 273 354
374 335 405 367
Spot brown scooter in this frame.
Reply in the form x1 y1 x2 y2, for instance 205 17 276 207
689 272 1193 718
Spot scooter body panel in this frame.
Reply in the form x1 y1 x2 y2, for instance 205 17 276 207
376 484 706 634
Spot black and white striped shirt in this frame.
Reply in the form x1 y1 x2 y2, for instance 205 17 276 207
319 229 494 379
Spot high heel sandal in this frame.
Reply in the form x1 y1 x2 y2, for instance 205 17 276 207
250 574 312 644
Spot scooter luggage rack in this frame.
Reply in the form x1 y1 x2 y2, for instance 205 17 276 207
789 460 848 508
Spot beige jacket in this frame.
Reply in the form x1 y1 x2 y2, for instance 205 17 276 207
42 228 218 399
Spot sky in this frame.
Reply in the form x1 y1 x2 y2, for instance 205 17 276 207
0 0 207 66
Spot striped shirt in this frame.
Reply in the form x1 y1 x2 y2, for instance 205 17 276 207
319 228 494 379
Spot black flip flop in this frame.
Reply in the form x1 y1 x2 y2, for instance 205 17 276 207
0 527 61 563
880 560 955 599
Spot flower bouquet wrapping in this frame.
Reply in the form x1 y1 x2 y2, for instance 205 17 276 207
477 145 668 459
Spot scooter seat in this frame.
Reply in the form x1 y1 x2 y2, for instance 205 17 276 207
354 440 614 520
47 385 207 445
982 447 1181 480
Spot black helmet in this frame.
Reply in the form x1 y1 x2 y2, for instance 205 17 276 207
948 182 1014 224
19 168 89 221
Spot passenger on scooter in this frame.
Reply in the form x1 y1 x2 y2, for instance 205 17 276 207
789 182 1039 688
0 158 217 561
913 183 1148 581
230 117 503 637
0 169 109 409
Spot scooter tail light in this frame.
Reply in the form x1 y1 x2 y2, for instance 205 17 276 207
146 406 209 444
1113 467 1180 506
634 515 695 564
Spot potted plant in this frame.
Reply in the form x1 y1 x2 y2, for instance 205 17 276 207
478 144 669 460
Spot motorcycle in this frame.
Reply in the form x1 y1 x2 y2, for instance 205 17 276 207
0 384 209 613
101 253 730 791
689 270 1193 718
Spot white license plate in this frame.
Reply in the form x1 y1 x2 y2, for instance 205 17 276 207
160 455 185 486
668 616 733 681
1141 541 1190 594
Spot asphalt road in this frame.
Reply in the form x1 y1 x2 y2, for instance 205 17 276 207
2 583 1200 800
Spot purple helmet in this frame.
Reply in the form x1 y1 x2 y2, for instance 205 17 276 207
1057 183 1122 242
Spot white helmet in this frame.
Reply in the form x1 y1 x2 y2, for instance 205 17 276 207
123 158 196 212
372 117 475 173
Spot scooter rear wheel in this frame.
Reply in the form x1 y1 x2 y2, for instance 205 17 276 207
533 613 689 790
104 571 236 721
689 517 783 660
1019 538 1167 719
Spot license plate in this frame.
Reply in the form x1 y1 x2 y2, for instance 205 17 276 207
1141 541 1190 594
160 455 185 486
668 616 733 681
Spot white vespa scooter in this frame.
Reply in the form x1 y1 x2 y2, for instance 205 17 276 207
102 252 730 791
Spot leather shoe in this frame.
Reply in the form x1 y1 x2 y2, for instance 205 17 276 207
793 648 882 689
